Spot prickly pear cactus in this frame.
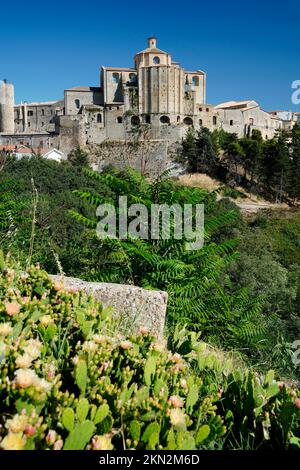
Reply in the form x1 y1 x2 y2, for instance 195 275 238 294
63 420 95 450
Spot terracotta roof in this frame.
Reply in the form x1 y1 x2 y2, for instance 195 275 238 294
0 145 49 154
268 110 285 114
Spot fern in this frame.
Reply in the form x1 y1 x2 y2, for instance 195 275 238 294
71 167 267 353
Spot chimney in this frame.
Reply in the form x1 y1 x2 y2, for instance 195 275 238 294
148 37 157 49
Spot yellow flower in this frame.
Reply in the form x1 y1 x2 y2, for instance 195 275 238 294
16 353 33 369
168 395 184 408
92 434 113 450
34 378 52 393
82 341 98 352
39 315 53 327
0 432 26 450
0 322 13 336
170 353 182 363
15 368 38 388
24 339 42 360
6 414 28 433
180 378 188 389
168 408 186 428
120 341 133 350
5 302 20 317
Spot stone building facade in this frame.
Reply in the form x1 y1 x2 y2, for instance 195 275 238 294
0 38 293 173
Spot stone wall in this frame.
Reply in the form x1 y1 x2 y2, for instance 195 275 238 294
0 82 14 134
0 132 59 150
88 139 170 176
50 275 168 338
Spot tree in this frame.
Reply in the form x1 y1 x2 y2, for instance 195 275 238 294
240 131 263 183
261 132 290 202
195 127 218 173
223 139 245 181
68 146 89 167
178 127 197 171
287 124 300 202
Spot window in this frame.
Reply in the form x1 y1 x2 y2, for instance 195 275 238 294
153 56 160 65
192 76 199 86
97 114 102 123
249 118 254 125
177 116 180 122
183 117 193 126
213 116 217 125
27 110 33 116
265 135 268 140
28 122 31 127
206 108 209 112
129 73 136 83
75 99 80 109
116 116 123 123
199 107 203 112
112 72 120 83
199 119 203 126
144 114 151 124
160 115 170 124
230 120 233 126
41 122 44 127
41 109 44 116
131 115 140 126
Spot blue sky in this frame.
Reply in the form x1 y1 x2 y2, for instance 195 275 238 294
1 0 299 111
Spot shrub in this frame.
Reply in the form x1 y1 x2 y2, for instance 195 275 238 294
0 253 300 450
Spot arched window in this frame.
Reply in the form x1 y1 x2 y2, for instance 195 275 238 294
160 115 170 124
213 116 217 125
153 56 160 65
177 116 180 122
112 72 120 84
199 119 203 126
116 116 123 123
97 114 102 123
199 107 203 112
129 73 136 83
183 117 193 126
75 99 80 109
144 114 151 124
192 76 199 86
131 115 140 126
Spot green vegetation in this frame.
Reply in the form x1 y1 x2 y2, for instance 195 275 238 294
1 142 300 449
179 124 300 203
0 258 299 450
1 157 300 376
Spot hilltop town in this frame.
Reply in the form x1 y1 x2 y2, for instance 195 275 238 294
1 37 299 169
